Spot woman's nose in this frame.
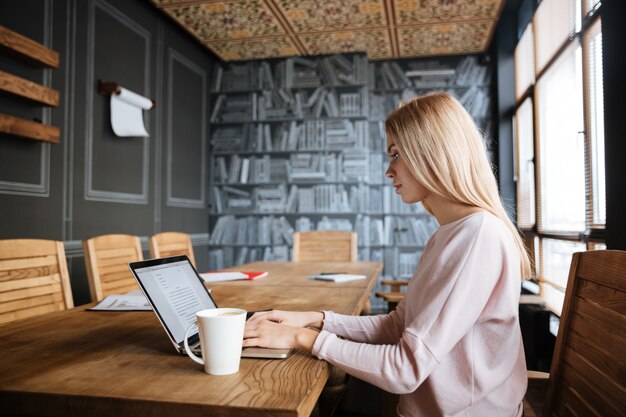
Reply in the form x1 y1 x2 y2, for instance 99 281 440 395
385 165 394 179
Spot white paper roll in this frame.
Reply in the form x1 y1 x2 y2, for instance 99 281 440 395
110 87 153 137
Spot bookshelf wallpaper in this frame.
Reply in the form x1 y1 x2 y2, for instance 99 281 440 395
150 0 504 61
207 52 493 310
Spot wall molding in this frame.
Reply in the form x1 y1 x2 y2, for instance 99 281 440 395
63 0 78 240
63 232 209 257
165 47 206 209
84 0 151 204
153 23 164 231
0 0 53 197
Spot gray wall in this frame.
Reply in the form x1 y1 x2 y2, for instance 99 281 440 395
0 0 214 305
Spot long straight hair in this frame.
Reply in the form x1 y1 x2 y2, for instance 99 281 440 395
385 92 531 279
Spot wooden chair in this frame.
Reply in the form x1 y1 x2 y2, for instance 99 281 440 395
0 239 74 324
82 234 143 302
526 249 626 417
149 232 196 266
291 231 358 417
375 279 409 312
292 231 357 262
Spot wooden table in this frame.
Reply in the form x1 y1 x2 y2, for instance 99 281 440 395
0 261 382 417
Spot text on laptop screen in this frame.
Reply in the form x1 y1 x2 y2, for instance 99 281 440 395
134 260 217 343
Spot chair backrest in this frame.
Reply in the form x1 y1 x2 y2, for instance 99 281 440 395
82 234 143 302
149 232 196 266
0 239 74 324
544 250 626 417
292 231 357 262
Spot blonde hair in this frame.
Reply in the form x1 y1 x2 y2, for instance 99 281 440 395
385 92 531 279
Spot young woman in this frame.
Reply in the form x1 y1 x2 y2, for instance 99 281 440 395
244 92 530 417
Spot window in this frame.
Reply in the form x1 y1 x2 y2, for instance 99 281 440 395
536 41 585 233
513 0 604 315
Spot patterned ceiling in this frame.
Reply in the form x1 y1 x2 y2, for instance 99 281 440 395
151 0 505 61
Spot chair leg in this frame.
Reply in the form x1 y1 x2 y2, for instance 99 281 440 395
318 365 348 417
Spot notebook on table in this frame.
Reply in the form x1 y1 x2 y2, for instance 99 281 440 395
128 255 290 359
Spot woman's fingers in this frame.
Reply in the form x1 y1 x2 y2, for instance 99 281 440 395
242 338 260 347
248 310 279 323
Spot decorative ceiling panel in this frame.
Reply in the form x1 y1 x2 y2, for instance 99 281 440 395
394 0 502 24
272 0 387 32
206 36 300 61
300 29 393 59
398 21 493 57
161 0 285 41
151 0 505 61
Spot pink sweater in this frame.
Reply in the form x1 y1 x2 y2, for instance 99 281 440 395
312 212 527 417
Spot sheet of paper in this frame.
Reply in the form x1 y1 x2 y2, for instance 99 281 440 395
199 271 248 283
89 294 152 311
309 274 367 282
110 87 153 137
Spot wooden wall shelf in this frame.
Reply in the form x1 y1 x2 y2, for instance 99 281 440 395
0 71 59 107
0 113 60 144
0 26 59 68
0 25 61 143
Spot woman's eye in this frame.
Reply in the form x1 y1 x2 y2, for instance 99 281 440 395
392 153 399 160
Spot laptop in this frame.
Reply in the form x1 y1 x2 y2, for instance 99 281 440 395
128 255 290 359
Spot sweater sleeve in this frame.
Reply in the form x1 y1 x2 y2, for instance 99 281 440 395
311 216 513 394
320 299 406 344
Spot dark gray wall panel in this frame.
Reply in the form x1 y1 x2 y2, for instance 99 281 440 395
0 139 49 188
0 0 64 238
0 0 215 305
158 20 211 275
0 0 51 192
87 0 150 201
167 49 206 205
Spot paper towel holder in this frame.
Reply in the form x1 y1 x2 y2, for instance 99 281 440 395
97 80 156 108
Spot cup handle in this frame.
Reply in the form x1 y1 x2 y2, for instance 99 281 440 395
183 323 204 365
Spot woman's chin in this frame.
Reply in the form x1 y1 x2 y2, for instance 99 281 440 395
401 195 419 204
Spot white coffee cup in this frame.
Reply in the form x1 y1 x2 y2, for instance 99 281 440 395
184 307 246 375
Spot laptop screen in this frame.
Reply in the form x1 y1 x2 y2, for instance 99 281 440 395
133 258 217 344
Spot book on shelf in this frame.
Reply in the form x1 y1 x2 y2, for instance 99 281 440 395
200 271 269 283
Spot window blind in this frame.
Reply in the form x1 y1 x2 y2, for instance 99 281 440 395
538 237 585 315
583 18 605 226
533 0 578 74
536 40 585 233
514 98 535 229
514 24 535 100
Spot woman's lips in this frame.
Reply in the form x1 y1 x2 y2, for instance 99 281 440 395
394 184 402 193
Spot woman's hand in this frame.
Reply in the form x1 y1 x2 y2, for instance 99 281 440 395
243 319 319 352
246 310 324 330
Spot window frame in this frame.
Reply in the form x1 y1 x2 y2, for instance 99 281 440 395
513 1 604 314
